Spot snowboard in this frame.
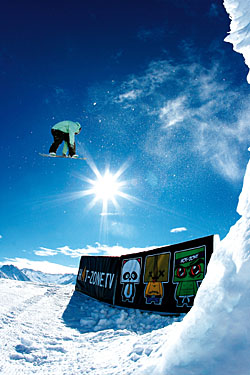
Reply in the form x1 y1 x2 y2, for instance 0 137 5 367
39 153 86 160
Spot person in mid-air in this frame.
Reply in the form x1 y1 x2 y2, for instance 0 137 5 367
49 120 81 158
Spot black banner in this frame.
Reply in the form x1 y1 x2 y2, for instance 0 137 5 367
75 235 214 314
115 235 214 313
75 256 120 304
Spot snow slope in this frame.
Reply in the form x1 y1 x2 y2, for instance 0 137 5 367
0 279 181 375
224 0 250 82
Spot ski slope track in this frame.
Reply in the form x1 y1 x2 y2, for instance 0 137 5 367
0 280 181 374
0 282 76 374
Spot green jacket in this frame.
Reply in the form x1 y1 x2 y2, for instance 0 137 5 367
52 121 81 147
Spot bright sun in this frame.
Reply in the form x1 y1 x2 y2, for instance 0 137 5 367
80 160 134 216
92 171 120 202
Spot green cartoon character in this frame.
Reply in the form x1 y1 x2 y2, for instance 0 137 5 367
173 246 206 307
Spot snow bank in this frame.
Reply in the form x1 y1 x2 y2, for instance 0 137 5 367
237 159 250 217
223 0 250 83
0 279 182 374
63 291 181 335
142 157 250 374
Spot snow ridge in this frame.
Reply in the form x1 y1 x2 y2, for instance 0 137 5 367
0 265 30 281
223 0 250 83
0 265 76 285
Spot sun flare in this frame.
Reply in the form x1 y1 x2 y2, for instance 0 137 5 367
92 171 120 202
80 160 135 216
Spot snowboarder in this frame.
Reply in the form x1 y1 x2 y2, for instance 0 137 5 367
49 120 81 158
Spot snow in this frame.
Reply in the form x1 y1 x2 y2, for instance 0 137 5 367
0 264 76 285
22 268 76 285
0 257 79 274
0 265 30 281
223 0 250 83
0 279 182 374
1 157 250 374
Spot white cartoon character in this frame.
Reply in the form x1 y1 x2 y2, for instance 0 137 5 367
120 258 141 303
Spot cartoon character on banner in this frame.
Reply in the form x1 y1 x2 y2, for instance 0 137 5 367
143 253 170 305
78 266 86 282
120 258 142 303
173 246 206 307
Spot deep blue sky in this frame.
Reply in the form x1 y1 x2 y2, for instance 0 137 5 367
0 0 249 271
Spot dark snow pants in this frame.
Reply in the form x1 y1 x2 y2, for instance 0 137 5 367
49 129 75 156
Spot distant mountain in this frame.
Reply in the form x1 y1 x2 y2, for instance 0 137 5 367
0 265 30 281
0 265 76 285
22 268 76 285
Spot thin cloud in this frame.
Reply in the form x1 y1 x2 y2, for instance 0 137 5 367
0 258 78 274
56 246 99 257
86 51 249 182
160 96 187 128
170 227 187 233
87 243 157 256
35 247 58 256
0 243 167 275
34 243 158 258
118 89 142 102
35 245 100 258
131 59 250 181
115 59 173 104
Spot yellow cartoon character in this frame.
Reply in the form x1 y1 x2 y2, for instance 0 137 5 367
144 253 170 305
77 266 86 282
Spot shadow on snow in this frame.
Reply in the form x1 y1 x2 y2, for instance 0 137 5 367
62 291 183 335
